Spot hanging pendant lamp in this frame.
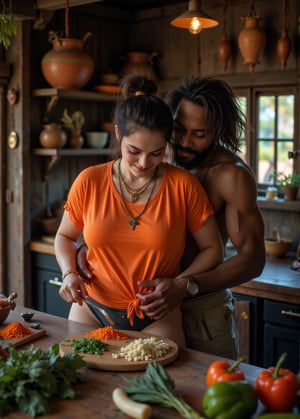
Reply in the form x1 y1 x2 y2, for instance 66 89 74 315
171 0 218 35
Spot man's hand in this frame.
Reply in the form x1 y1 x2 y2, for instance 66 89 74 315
136 277 186 320
76 244 93 281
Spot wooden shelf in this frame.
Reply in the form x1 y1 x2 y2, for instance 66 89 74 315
257 196 300 212
33 147 113 156
32 88 119 114
32 87 118 102
33 147 113 179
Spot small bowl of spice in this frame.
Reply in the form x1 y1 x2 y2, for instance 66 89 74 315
21 311 34 322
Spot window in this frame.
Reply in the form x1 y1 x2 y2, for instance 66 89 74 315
257 92 294 185
235 86 297 190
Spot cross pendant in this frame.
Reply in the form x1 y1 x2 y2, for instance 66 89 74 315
129 217 139 230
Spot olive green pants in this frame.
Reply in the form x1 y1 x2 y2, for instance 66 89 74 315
181 289 238 359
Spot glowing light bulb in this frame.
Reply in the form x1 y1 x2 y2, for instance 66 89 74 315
188 17 202 34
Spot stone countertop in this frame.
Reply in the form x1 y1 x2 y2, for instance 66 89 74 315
30 240 300 304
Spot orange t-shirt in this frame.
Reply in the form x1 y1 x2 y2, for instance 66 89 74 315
65 161 213 324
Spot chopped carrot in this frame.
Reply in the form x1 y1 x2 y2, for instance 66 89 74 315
0 321 33 339
86 326 128 340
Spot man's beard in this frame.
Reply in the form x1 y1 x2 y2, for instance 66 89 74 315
173 143 216 170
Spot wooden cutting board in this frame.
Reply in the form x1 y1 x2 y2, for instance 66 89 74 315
0 323 46 348
59 330 179 371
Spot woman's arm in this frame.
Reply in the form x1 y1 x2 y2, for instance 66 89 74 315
54 211 89 304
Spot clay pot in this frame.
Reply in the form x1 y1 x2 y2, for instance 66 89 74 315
41 31 95 89
39 123 67 148
277 29 292 70
122 51 157 79
69 129 84 149
284 187 298 201
238 15 266 73
217 35 231 71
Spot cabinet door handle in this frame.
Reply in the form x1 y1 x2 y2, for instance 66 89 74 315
49 277 62 287
281 310 300 319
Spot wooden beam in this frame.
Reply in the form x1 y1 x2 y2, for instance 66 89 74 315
35 0 105 11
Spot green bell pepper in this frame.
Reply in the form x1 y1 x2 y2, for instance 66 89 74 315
202 381 257 419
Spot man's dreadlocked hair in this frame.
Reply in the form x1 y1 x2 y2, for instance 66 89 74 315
165 76 246 153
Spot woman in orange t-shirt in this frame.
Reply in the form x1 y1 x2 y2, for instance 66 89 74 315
54 75 223 347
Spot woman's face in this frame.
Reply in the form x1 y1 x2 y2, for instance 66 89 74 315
119 127 167 177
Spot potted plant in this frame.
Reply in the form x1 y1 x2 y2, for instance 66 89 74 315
61 109 85 148
269 171 299 200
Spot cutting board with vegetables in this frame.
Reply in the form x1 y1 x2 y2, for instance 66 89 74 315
0 323 46 348
59 330 179 371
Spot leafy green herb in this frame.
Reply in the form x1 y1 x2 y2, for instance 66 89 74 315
0 343 86 417
70 337 107 355
120 362 204 419
0 0 17 49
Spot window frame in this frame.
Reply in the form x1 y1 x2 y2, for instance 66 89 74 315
233 84 299 192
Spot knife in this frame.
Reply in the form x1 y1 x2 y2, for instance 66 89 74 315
81 297 115 326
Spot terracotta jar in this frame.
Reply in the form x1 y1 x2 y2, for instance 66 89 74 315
39 123 67 148
277 29 292 70
238 15 266 73
217 35 231 71
41 31 95 89
122 51 157 79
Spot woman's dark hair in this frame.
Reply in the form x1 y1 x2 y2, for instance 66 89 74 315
165 76 246 153
113 75 174 144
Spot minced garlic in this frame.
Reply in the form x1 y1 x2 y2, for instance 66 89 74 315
112 337 170 362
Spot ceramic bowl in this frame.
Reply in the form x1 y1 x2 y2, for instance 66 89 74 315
40 217 60 235
99 73 119 84
86 132 108 149
21 311 34 321
264 237 292 258
0 299 15 323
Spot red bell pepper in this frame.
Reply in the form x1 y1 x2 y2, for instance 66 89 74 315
206 357 245 387
256 352 300 412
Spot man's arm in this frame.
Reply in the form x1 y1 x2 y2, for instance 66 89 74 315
193 165 265 292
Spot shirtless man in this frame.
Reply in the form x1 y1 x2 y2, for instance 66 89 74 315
76 77 265 358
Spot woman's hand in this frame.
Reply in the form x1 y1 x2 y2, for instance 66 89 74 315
136 277 186 320
59 272 89 304
76 243 93 281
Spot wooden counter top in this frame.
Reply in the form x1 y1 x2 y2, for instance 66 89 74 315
232 255 300 304
30 240 300 304
3 306 269 418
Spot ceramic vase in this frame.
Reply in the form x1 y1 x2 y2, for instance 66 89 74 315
122 51 157 79
69 129 84 149
39 123 67 148
41 31 95 89
238 15 266 73
217 35 231 71
277 29 292 70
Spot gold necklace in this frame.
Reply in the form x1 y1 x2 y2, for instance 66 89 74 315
119 165 155 203
118 159 158 230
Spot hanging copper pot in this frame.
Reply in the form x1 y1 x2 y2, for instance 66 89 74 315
41 31 95 89
238 15 266 73
277 29 292 70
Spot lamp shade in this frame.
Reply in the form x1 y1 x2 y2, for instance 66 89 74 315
171 0 218 34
